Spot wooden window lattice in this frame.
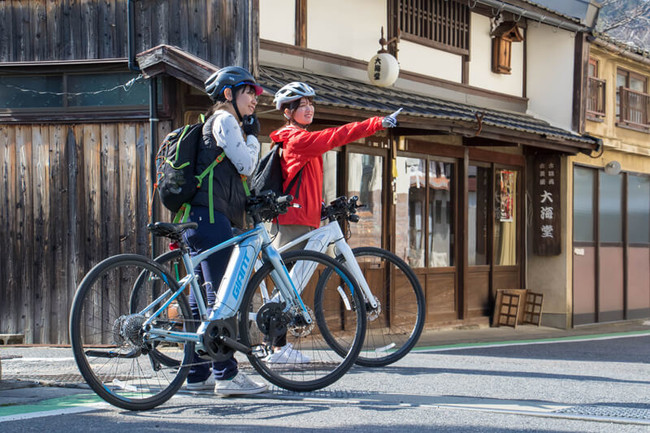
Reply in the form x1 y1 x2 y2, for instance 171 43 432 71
398 0 470 56
619 86 650 129
586 76 606 117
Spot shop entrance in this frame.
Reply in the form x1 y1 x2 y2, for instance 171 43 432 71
334 141 524 328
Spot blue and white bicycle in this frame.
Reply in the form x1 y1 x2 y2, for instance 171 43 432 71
69 192 366 410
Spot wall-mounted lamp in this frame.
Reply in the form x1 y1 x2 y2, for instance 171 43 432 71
491 21 524 75
604 160 621 175
367 27 400 87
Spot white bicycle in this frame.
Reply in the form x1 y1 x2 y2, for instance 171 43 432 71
152 196 425 367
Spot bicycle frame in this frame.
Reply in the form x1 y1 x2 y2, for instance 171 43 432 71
276 221 379 310
142 222 311 351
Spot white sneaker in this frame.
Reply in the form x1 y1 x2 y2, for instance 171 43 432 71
214 372 267 396
185 375 215 391
264 343 310 364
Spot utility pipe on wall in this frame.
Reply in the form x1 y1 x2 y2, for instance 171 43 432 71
127 0 158 257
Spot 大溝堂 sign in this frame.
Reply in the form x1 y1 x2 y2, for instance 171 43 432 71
533 154 561 255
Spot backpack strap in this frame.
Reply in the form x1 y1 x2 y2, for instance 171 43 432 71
197 151 226 224
284 168 303 199
173 203 192 223
197 152 250 224
276 141 303 199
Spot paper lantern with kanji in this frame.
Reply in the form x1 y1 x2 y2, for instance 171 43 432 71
367 52 400 87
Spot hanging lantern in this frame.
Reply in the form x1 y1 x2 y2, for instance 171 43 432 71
368 27 400 87
368 52 400 87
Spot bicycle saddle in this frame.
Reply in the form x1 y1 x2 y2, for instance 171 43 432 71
147 222 198 241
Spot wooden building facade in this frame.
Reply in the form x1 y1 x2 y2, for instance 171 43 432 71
0 0 255 343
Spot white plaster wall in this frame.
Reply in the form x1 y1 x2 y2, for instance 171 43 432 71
526 23 576 131
468 14 524 97
308 0 385 62
259 0 295 45
398 41 462 83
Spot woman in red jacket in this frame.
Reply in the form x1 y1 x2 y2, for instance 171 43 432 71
265 81 401 364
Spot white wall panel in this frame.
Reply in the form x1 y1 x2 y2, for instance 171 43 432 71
308 0 385 61
398 41 463 83
260 0 295 45
468 14 524 97
526 23 576 131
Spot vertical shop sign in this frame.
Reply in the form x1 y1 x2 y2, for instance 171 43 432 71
533 154 561 255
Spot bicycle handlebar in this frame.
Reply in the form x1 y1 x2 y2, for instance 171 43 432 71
321 195 364 223
246 191 294 223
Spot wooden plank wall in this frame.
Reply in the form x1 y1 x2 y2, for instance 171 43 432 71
0 0 254 68
0 121 171 344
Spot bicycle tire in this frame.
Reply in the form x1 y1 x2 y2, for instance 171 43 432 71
130 249 185 313
323 247 426 367
70 254 194 410
239 250 366 392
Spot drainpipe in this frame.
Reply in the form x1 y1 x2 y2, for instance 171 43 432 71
474 0 589 33
127 0 140 73
148 77 159 258
127 0 157 257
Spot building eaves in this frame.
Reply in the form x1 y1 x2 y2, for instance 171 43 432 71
592 32 650 62
136 44 598 154
259 65 598 152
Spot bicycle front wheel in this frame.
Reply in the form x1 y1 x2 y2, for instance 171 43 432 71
70 254 194 411
339 247 426 367
239 250 366 392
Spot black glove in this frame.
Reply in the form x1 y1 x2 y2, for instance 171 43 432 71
242 114 261 137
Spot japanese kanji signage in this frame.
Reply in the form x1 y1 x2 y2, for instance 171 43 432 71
533 154 561 255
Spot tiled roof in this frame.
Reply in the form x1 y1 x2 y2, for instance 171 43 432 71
259 65 598 148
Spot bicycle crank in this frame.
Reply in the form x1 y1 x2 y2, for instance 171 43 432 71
202 318 241 362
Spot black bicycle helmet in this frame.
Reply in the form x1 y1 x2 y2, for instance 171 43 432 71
204 66 263 102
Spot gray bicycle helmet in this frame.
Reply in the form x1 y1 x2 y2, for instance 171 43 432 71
204 66 263 102
273 81 316 110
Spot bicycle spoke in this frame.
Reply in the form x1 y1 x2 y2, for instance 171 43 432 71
70 255 194 410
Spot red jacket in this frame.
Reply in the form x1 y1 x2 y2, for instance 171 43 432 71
269 117 384 228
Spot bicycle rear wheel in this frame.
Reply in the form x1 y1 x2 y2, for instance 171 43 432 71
239 250 366 392
70 254 194 411
335 247 426 367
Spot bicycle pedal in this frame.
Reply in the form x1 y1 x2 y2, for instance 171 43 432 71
251 345 270 358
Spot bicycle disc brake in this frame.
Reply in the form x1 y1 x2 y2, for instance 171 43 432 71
288 306 314 338
202 318 237 362
256 302 288 342
367 296 382 322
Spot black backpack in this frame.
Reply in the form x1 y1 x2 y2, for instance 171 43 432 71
250 142 303 198
155 118 224 213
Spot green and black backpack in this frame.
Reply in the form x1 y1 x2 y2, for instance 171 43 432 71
154 115 225 216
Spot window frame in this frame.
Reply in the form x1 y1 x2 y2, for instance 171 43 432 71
615 67 649 131
395 150 458 269
394 0 471 56
0 68 170 123
586 58 606 119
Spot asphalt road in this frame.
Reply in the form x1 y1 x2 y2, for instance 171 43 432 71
1 332 650 432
